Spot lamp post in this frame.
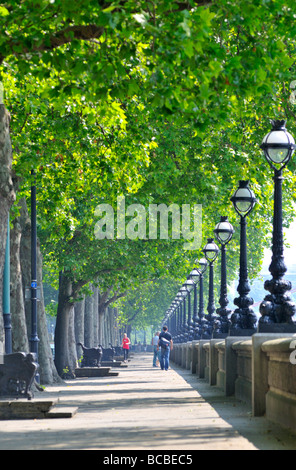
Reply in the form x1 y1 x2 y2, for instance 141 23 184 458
230 180 257 335
184 278 195 340
171 301 179 342
213 216 234 337
196 258 207 338
3 216 12 354
172 302 179 341
189 267 200 338
175 293 184 343
202 238 219 338
30 170 40 381
179 286 189 342
165 311 171 333
172 300 179 342
259 120 296 332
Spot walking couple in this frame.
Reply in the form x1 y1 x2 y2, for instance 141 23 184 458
152 326 173 371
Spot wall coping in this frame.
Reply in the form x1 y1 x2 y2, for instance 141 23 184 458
261 337 296 353
232 339 252 351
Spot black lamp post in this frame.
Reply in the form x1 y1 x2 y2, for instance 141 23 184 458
179 286 189 342
184 278 195 340
202 238 219 338
175 293 184 343
171 303 179 340
165 310 171 332
230 180 257 335
196 258 207 338
189 267 200 338
175 302 180 340
177 299 182 343
30 170 40 382
213 216 234 337
259 120 296 332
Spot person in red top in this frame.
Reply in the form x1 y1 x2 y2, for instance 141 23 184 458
121 333 131 362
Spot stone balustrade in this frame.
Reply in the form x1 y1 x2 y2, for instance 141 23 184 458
170 333 296 433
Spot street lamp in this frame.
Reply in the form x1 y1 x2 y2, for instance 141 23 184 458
230 180 257 335
3 218 12 353
179 286 189 341
175 292 185 343
170 302 179 340
184 278 195 340
214 216 234 337
165 310 171 332
189 268 200 338
259 120 296 332
202 238 219 338
196 258 207 338
30 170 40 382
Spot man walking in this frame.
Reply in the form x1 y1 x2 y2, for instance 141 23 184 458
158 325 173 371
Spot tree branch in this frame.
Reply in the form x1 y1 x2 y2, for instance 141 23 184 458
104 290 127 308
6 24 104 59
0 0 212 63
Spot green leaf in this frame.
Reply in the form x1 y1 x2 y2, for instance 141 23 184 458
0 6 9 16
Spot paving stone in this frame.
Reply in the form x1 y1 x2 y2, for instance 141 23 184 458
0 354 295 450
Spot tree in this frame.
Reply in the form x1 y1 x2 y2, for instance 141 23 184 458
1 0 296 379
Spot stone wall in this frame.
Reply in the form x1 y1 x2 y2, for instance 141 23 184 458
171 333 296 433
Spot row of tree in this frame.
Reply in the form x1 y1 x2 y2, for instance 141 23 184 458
1 0 296 381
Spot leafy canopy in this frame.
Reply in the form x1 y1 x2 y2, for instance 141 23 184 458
1 0 296 327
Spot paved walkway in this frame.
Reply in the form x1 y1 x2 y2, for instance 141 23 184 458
0 353 296 451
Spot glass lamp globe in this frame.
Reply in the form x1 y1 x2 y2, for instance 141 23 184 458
197 257 208 274
179 286 188 296
214 216 234 245
203 238 219 263
184 279 195 291
190 268 200 283
261 120 295 169
231 180 256 217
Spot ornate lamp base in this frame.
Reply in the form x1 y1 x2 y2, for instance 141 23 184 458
213 306 231 338
229 296 257 337
259 278 296 332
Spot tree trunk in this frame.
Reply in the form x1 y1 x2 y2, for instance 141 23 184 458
74 298 85 359
127 324 132 339
0 105 16 353
98 308 105 346
19 197 61 384
98 291 105 346
54 272 75 378
19 199 32 338
114 308 120 346
84 284 94 347
93 285 99 347
107 307 113 346
37 245 62 384
68 305 78 372
10 217 29 353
